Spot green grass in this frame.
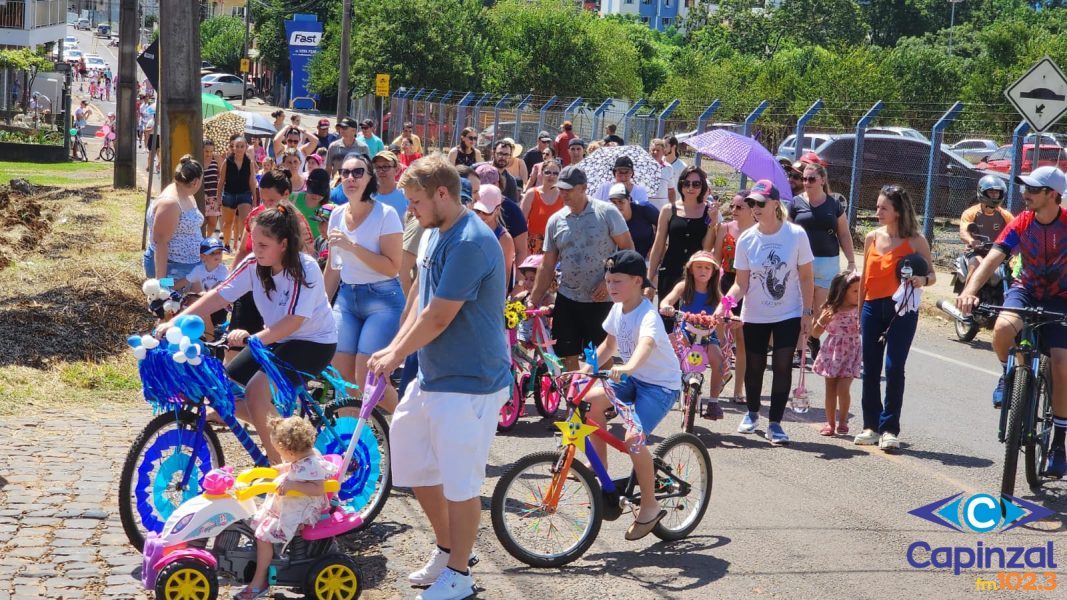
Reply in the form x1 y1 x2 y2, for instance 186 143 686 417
0 160 111 186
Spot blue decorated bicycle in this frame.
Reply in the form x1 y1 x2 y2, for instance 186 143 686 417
117 317 391 552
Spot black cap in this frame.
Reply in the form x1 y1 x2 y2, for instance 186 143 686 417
895 253 930 281
613 156 634 171
306 168 330 197
538 130 551 142
557 165 587 190
569 138 587 148
604 249 654 288
338 117 358 128
360 119 375 128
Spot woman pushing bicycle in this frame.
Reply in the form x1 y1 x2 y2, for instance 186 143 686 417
157 202 338 464
581 249 682 541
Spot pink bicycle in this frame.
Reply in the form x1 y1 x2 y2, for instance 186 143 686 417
498 308 564 432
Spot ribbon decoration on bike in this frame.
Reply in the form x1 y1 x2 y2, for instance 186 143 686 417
579 344 646 452
129 321 236 419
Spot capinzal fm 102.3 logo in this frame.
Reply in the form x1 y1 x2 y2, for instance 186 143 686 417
906 493 1058 576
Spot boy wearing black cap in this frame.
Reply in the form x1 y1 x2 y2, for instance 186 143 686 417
594 155 650 205
584 249 681 541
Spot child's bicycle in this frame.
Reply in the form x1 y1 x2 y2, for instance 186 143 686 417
498 307 565 431
96 123 116 161
140 374 387 600
70 126 88 162
490 348 712 567
118 320 391 553
669 309 724 433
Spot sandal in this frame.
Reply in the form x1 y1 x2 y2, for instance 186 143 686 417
233 586 270 600
625 509 667 541
819 424 835 436
730 395 745 405
837 422 850 435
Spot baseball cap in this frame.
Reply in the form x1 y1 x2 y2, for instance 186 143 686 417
317 118 330 128
799 151 828 167
538 131 552 142
473 184 503 213
608 183 629 199
569 138 587 148
474 162 499 185
1016 166 1067 195
613 156 634 171
373 150 398 166
557 165 587 190
746 179 780 202
200 237 225 254
306 168 330 197
604 249 654 288
338 117 358 128
518 254 544 272
360 119 375 128
776 155 798 173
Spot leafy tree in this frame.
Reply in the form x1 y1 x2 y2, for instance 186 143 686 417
200 16 245 74
771 0 870 48
0 48 54 108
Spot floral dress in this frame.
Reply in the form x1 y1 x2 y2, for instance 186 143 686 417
812 307 861 379
251 451 336 543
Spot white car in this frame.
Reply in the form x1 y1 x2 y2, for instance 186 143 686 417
65 49 83 63
866 126 929 142
201 73 254 99
84 55 107 70
75 18 91 30
64 36 78 47
949 138 1000 163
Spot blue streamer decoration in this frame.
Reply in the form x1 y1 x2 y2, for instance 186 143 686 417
136 346 236 419
246 337 299 417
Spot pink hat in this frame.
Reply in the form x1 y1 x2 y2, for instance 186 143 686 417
518 254 544 271
474 163 499 186
473 184 503 213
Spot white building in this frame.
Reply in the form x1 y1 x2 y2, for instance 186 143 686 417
0 0 66 48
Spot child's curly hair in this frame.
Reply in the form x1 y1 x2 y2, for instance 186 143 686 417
269 416 317 454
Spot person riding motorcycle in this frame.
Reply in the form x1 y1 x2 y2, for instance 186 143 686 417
959 176 1011 275
956 167 1067 478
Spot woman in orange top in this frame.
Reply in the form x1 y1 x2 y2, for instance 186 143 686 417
855 185 935 451
520 158 564 255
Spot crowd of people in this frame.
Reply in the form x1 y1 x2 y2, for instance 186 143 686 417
143 109 1067 599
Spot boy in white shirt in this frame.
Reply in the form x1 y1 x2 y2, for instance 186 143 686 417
175 238 230 331
583 249 681 542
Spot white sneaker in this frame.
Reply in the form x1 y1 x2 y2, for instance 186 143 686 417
416 568 475 600
853 429 879 445
408 547 478 586
879 432 900 450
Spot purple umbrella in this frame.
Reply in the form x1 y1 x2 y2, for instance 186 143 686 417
684 129 794 201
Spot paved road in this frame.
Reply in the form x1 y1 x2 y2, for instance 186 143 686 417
2 316 1064 599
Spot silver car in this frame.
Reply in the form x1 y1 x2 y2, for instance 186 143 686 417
949 139 1000 164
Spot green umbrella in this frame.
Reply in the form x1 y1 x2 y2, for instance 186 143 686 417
201 93 234 119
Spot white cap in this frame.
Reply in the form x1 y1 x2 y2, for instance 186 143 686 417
472 183 503 213
608 183 629 199
1016 166 1066 196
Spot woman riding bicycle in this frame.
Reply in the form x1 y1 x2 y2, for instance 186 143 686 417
158 203 337 464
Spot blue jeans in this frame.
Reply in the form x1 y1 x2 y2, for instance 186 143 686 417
143 248 198 281
332 279 404 356
861 297 918 435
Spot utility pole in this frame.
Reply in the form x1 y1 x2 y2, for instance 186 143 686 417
158 0 203 202
336 0 353 121
948 0 963 56
241 0 251 107
114 0 137 188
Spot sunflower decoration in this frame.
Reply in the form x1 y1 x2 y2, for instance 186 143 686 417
504 300 527 330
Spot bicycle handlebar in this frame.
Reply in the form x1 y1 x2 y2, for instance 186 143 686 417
525 307 552 318
938 300 1067 324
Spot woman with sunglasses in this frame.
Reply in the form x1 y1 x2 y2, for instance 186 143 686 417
521 158 565 256
789 163 856 361
526 146 557 189
713 190 758 404
647 166 718 324
280 147 307 194
715 180 815 445
449 126 480 167
854 185 934 451
324 154 405 413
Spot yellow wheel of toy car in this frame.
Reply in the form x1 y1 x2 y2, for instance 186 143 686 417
155 559 218 600
306 553 362 600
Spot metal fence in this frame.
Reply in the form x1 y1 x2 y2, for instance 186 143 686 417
349 90 1067 263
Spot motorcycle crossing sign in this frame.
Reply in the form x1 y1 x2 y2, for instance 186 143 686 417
1004 56 1067 133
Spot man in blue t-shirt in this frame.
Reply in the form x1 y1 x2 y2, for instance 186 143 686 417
369 156 510 598
371 150 408 217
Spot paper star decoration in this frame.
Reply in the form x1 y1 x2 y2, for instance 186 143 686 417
555 411 599 453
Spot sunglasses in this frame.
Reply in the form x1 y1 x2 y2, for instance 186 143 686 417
731 203 746 210
465 136 477 141
340 167 366 179
745 198 770 208
788 172 802 180
543 170 561 176
1023 185 1051 194
286 139 299 144
681 180 702 189
361 125 372 130
801 176 819 183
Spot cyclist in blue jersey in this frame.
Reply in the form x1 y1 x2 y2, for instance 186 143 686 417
957 166 1067 478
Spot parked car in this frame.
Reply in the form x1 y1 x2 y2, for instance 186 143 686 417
776 132 836 159
674 122 742 144
1023 133 1067 147
64 36 79 47
201 61 217 72
976 144 1067 175
65 49 84 64
84 55 107 70
477 121 543 152
949 139 1000 164
75 18 91 30
201 73 254 99
866 126 929 141
95 24 111 38
813 134 1008 218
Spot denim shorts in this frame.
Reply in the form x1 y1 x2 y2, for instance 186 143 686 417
221 191 253 209
608 377 679 435
143 248 198 281
812 255 841 289
333 278 404 355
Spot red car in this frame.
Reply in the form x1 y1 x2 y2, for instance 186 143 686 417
976 144 1066 174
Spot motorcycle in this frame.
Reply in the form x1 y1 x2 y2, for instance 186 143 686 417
948 222 1010 341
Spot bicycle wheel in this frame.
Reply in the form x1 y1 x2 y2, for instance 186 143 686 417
533 372 561 418
652 432 713 541
497 377 522 432
491 450 603 568
118 410 225 551
1001 366 1031 498
1025 356 1054 491
680 381 699 434
77 140 88 162
314 408 392 531
100 145 115 161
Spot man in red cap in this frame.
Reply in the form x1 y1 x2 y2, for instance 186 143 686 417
555 121 576 166
315 118 337 151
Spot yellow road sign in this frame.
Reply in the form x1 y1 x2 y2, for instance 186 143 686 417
239 58 251 73
375 73 390 97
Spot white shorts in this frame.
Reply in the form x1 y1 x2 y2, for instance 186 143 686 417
389 380 509 502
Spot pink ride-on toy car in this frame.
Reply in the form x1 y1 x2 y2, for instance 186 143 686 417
141 375 387 600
